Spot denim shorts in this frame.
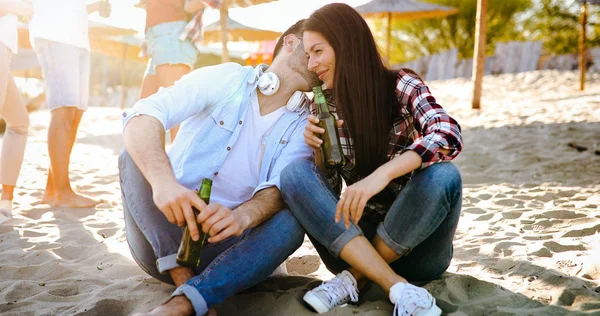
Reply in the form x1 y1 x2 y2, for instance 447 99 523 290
34 39 90 111
144 21 198 76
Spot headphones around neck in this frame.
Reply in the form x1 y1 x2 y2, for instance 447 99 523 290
250 64 309 113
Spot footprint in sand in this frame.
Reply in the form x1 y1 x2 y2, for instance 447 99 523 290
541 210 587 220
562 224 600 238
543 241 586 253
463 207 486 214
475 213 494 221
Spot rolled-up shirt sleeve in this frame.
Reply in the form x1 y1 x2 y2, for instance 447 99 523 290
121 63 244 131
397 71 463 168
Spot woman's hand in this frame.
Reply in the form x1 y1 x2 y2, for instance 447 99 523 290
304 115 344 150
336 170 390 228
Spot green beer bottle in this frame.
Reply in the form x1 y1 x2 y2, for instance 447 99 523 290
176 178 212 268
313 86 344 168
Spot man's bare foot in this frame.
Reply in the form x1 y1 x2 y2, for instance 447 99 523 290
207 308 217 316
52 192 99 208
40 194 55 205
132 296 194 316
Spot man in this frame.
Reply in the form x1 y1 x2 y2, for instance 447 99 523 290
120 20 320 316
29 0 110 208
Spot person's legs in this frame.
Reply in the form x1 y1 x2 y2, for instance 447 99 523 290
139 73 158 99
121 150 304 315
119 150 248 285
282 160 460 314
146 21 197 142
0 74 29 202
0 44 29 203
168 208 304 315
35 39 97 208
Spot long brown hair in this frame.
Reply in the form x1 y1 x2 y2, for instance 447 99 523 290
303 3 398 177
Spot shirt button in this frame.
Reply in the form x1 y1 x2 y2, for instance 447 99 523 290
219 121 224 125
227 146 231 151
122 112 127 118
239 120 242 125
214 172 219 176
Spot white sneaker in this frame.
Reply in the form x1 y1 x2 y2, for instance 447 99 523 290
303 270 359 313
0 200 13 224
390 282 441 316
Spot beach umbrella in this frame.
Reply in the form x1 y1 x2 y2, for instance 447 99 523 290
203 16 281 43
217 0 279 63
354 0 459 62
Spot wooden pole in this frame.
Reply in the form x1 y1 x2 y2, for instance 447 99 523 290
120 45 128 110
579 1 587 91
472 0 487 110
386 12 392 63
220 1 230 63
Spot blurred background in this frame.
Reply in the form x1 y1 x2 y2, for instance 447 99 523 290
7 0 600 112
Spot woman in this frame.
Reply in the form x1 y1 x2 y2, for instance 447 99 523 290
139 0 215 142
0 0 32 222
280 3 463 316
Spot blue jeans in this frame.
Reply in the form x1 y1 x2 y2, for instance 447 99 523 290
119 151 305 315
281 160 462 282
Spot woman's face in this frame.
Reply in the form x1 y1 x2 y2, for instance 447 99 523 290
303 31 335 89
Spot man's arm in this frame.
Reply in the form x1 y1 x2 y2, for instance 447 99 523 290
197 186 284 243
123 115 206 242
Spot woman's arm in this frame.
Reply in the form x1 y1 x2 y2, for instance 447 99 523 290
184 0 205 13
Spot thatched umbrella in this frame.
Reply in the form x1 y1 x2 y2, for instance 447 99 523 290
354 0 459 62
218 0 278 63
203 16 281 43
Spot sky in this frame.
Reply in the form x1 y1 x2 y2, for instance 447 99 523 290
89 0 371 34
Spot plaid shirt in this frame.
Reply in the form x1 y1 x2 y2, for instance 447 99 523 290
318 69 463 220
139 0 221 58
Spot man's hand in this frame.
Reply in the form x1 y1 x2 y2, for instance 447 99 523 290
152 181 207 241
197 203 249 243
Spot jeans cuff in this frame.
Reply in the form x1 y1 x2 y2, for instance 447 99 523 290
377 223 411 256
172 284 208 316
329 224 362 258
157 253 179 273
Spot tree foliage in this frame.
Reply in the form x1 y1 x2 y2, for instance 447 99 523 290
371 0 532 64
523 0 600 55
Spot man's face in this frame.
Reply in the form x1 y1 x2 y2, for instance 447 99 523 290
287 39 322 90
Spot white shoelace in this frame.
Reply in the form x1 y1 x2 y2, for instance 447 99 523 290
315 277 359 307
393 287 433 316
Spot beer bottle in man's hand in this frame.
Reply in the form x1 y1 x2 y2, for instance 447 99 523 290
176 178 212 268
313 86 344 168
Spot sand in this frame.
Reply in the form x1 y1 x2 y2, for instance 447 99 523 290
1 69 599 315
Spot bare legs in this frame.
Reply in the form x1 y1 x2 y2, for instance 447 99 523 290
341 236 406 293
42 107 98 208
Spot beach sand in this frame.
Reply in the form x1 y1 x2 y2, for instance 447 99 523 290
1 70 599 315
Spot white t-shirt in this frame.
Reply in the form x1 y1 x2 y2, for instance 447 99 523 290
0 15 18 53
210 92 286 210
29 0 90 50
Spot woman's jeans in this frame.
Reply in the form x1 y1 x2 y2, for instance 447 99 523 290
281 160 462 282
119 151 305 315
